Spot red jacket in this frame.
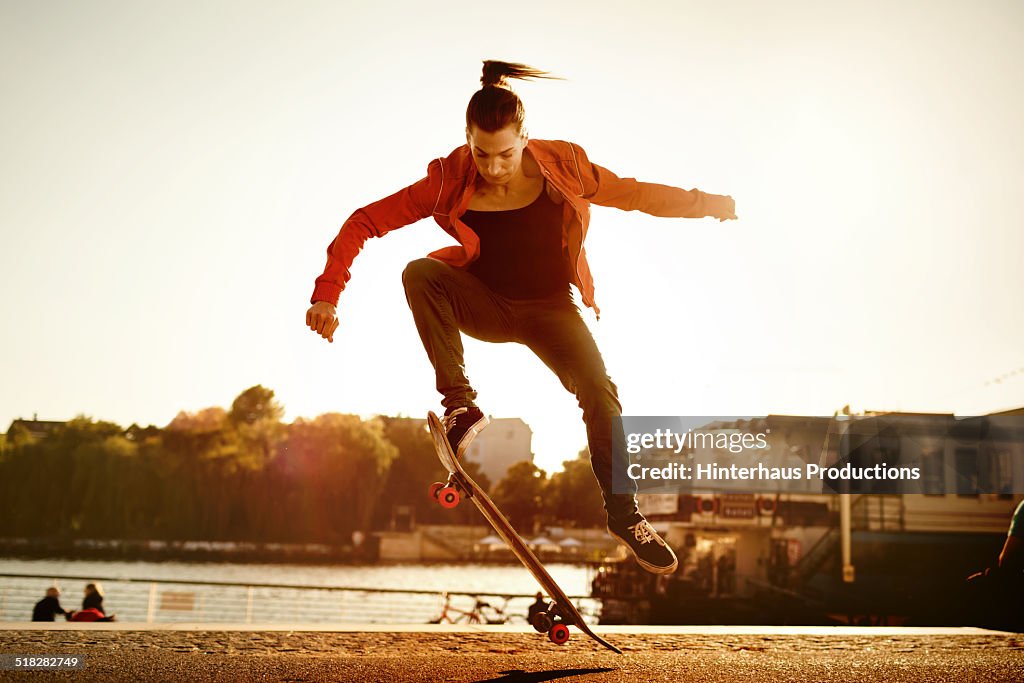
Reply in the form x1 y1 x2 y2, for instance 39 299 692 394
311 139 735 316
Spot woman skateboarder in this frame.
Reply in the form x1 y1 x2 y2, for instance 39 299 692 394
306 60 737 574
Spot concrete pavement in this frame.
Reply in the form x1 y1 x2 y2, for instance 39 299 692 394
1 624 1021 682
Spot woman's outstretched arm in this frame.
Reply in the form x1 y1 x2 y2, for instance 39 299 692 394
572 142 737 221
311 158 442 306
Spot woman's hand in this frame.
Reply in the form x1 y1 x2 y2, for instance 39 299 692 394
718 195 738 222
306 301 339 343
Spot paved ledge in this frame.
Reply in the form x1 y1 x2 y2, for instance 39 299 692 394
0 622 1011 635
1 625 1020 682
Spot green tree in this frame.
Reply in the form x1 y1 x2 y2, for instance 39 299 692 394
445 458 493 527
229 385 284 425
371 416 494 529
281 414 397 542
67 431 141 537
373 417 448 529
230 386 286 473
5 421 36 450
543 448 606 528
5 416 130 538
125 423 161 443
162 407 246 539
490 460 547 534
118 426 165 538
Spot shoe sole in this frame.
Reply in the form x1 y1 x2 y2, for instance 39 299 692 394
606 526 679 575
454 415 490 459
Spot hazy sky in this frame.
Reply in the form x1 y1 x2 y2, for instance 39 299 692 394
2 0 1022 474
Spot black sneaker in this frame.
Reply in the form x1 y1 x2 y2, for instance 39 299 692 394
442 406 489 459
607 513 678 575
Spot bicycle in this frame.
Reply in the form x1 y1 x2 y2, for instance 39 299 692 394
429 592 528 625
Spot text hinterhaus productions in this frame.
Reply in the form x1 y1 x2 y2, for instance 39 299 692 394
627 461 922 482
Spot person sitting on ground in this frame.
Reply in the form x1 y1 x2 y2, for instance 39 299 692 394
527 592 547 623
82 582 105 613
66 582 116 622
31 587 67 622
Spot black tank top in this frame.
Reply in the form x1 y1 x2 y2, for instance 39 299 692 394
463 185 570 299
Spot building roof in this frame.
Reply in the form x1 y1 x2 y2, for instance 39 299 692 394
6 418 65 440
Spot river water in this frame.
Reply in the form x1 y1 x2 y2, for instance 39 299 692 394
0 558 598 625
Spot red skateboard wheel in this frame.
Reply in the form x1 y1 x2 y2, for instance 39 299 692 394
438 486 460 508
548 623 571 645
428 482 445 500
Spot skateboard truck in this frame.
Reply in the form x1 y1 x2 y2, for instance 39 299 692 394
429 473 473 509
529 601 572 644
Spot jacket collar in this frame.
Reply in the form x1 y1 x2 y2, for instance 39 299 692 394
445 139 581 207
446 138 566 174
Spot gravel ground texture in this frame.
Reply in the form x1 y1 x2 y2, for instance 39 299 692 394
1 626 1021 682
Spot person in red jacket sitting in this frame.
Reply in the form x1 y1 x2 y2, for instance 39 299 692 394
306 60 738 575
66 583 116 622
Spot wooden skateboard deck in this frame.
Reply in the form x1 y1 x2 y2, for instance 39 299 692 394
427 411 622 654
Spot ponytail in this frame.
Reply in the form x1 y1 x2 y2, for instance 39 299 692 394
480 60 556 88
467 60 562 134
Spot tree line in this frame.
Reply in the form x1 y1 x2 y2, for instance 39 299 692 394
0 386 606 544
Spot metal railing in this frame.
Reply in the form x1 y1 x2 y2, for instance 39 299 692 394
0 573 599 625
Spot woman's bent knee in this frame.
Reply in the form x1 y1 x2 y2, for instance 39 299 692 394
402 257 445 289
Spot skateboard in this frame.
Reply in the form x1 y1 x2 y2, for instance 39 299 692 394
426 411 622 654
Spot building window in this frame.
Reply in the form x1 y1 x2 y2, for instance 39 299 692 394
955 448 978 497
920 449 943 495
870 435 900 493
979 446 1013 498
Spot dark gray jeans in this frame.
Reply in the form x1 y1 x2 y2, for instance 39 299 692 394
402 257 638 521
